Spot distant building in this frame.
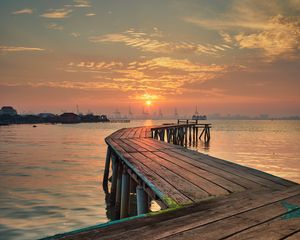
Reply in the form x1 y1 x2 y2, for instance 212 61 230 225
100 115 109 122
59 112 80 123
0 106 17 116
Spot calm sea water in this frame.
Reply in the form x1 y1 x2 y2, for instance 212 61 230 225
0 120 299 239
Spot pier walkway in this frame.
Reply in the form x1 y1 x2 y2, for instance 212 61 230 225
48 123 300 240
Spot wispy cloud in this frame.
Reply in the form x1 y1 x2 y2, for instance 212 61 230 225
46 23 64 31
65 57 242 97
90 28 227 56
183 17 270 31
12 8 33 15
72 0 91 8
0 45 45 53
40 9 73 19
70 32 80 38
234 15 300 61
86 13 96 16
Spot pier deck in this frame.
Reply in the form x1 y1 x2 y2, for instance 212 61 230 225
48 124 299 240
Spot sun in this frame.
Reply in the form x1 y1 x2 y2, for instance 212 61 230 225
145 100 152 106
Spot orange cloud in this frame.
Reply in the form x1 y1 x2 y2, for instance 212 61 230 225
12 8 33 15
234 15 300 61
0 45 45 53
40 9 73 19
89 29 227 56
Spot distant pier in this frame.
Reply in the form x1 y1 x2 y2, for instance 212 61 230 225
46 121 300 240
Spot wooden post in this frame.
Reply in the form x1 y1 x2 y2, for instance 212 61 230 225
110 154 119 204
136 185 148 215
184 126 188 147
103 146 111 194
192 125 195 145
189 126 192 145
196 126 199 145
199 128 205 140
115 163 123 219
120 169 130 219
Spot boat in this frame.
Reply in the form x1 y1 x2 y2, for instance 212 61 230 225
192 115 207 120
192 105 207 120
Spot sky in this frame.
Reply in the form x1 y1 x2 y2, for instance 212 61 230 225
0 0 300 116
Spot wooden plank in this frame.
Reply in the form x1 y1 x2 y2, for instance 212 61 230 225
55 186 300 240
284 230 300 240
133 127 142 138
225 219 300 240
203 154 297 187
107 138 138 153
120 128 135 138
126 138 158 152
124 152 193 205
169 148 288 190
153 151 245 193
103 186 300 240
160 148 261 190
142 138 182 149
142 151 229 196
130 152 209 202
110 128 126 139
108 143 192 206
165 193 300 240
121 139 149 152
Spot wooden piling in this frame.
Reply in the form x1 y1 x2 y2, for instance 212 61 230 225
103 146 111 194
115 163 123 219
120 169 130 219
136 185 148 215
110 154 119 204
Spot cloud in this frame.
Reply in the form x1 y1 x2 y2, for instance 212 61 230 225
183 17 270 31
70 32 80 38
90 29 227 56
0 45 45 53
234 15 300 61
86 13 96 16
46 23 64 31
40 9 73 19
72 0 91 8
65 57 242 97
12 8 33 15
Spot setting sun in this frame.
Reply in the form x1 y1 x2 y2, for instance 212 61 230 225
145 100 152 106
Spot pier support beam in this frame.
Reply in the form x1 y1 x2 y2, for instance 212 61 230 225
136 186 148 215
120 170 130 219
115 163 123 219
110 154 119 204
103 146 111 194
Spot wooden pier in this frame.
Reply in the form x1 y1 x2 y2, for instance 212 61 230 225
46 123 300 240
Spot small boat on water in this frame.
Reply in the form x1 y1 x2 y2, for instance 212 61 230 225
109 119 130 123
192 105 207 120
192 115 207 120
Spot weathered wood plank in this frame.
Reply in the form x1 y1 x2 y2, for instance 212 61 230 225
153 151 245 193
169 148 288 190
53 186 300 240
126 138 158 152
284 230 300 240
120 139 149 152
165 194 300 240
107 138 138 153
225 219 300 240
142 151 229 196
130 152 209 202
142 138 182 149
160 148 261 190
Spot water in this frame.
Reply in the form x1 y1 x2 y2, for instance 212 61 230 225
0 120 299 239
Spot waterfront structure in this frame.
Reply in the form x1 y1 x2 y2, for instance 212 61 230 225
59 113 80 123
47 122 299 240
0 106 17 116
